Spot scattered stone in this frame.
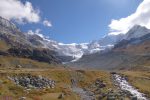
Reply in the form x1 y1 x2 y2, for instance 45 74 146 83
131 96 137 100
19 97 26 100
95 78 106 88
8 74 55 89
16 65 22 68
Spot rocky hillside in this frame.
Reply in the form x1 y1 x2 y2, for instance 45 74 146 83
0 16 62 64
69 26 150 70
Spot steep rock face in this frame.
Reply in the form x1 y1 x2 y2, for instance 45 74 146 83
0 17 62 64
0 17 33 48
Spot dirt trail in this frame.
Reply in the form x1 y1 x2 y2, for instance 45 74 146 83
70 71 95 100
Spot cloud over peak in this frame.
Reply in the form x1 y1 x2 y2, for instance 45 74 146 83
109 0 150 35
0 0 40 23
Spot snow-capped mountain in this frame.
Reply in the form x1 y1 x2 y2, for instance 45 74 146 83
45 39 114 62
1 16 150 62
0 16 119 62
25 30 116 61
98 34 125 46
69 25 150 69
24 24 150 62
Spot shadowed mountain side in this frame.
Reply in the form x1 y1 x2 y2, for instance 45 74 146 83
68 52 150 70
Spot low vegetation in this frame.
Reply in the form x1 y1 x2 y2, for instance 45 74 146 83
0 66 112 100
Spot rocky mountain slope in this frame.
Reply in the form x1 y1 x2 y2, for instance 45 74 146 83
69 25 150 70
0 16 62 64
1 16 149 68
0 16 117 63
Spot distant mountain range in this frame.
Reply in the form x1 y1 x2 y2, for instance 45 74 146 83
0 16 150 69
0 16 115 62
69 25 150 70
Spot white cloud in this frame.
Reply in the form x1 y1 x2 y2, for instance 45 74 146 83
108 0 150 35
43 20 52 27
27 29 52 42
28 29 44 38
0 0 40 23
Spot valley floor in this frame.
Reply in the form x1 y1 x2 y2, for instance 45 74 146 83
0 66 150 100
0 67 112 100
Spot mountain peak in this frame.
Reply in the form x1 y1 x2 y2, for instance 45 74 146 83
0 16 19 31
125 25 150 40
130 25 148 31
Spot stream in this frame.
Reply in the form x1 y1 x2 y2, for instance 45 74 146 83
113 74 148 100
71 71 148 100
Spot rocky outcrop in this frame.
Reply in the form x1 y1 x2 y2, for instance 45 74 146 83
8 74 55 89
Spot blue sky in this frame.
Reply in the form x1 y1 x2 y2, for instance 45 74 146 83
19 0 142 43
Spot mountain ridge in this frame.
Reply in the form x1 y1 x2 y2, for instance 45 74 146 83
0 16 150 66
0 16 115 62
68 25 150 70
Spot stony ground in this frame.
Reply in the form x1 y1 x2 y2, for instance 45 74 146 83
8 74 55 89
0 67 112 100
0 67 149 100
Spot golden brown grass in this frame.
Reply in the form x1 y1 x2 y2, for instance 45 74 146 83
0 56 61 69
0 66 112 100
0 54 112 100
0 40 10 51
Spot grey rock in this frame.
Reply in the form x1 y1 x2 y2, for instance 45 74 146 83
131 96 137 100
8 75 55 89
